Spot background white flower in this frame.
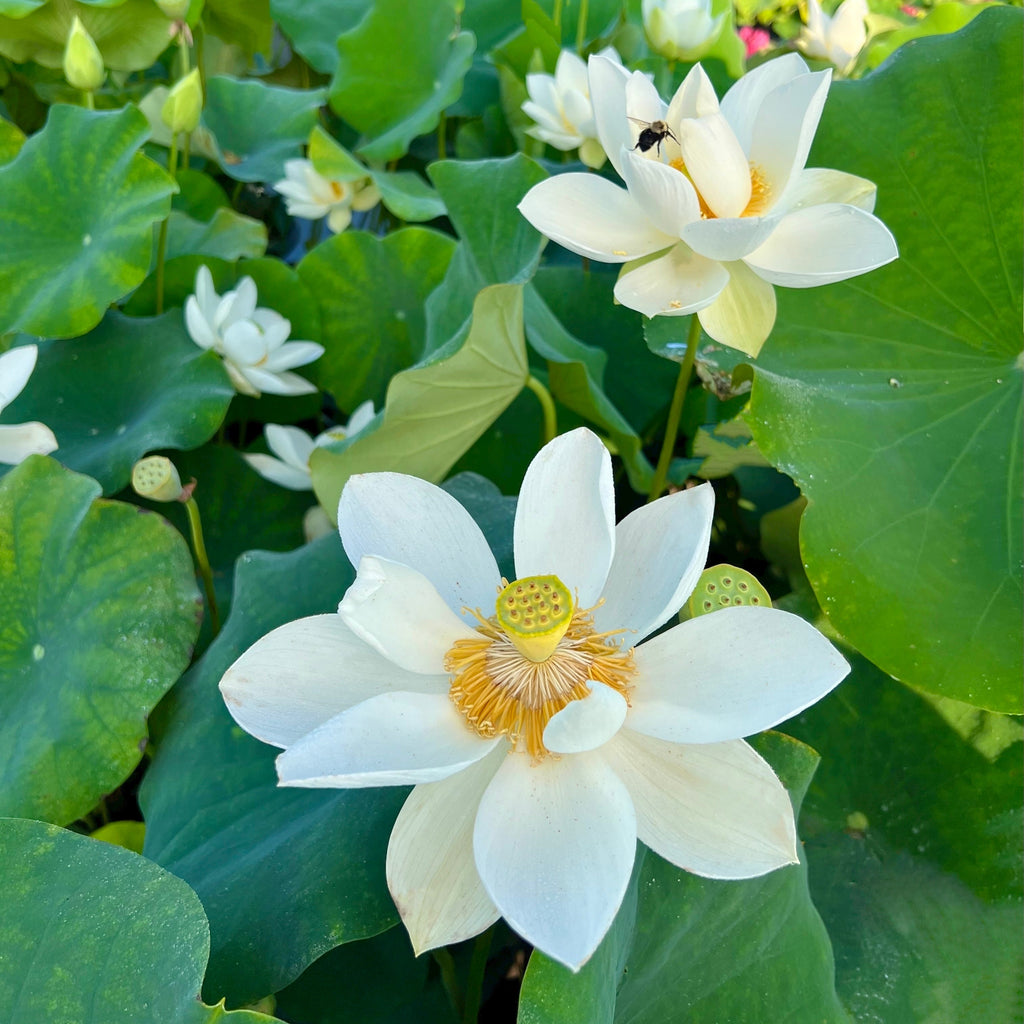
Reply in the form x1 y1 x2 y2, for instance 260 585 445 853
243 401 376 490
184 265 324 397
220 428 849 970
797 0 869 74
518 53 897 355
274 159 381 234
0 345 59 465
643 0 724 61
522 47 623 170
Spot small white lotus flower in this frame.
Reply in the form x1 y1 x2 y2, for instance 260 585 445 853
273 159 381 234
0 346 58 465
220 428 849 971
243 402 376 490
184 266 324 397
518 53 898 356
522 47 624 170
643 0 724 61
796 0 869 74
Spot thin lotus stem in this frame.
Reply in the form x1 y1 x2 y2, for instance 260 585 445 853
433 948 463 1019
154 134 179 315
177 32 192 170
438 111 447 161
82 89 95 110
525 373 558 444
647 314 701 503
462 926 494 1024
184 495 220 635
552 0 563 33
575 0 589 51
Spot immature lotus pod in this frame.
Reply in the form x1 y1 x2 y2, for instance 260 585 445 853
132 456 184 503
684 564 772 619
63 16 104 92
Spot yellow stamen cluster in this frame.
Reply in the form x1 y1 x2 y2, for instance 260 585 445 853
447 579 636 761
669 157 772 220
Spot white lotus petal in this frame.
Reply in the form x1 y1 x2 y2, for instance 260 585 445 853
748 69 831 202
263 340 325 372
219 614 449 748
339 556 482 674
776 167 877 214
696 259 777 356
241 367 318 396
184 295 217 350
590 54 633 178
0 345 38 410
620 149 701 239
276 691 498 788
682 214 780 262
667 63 720 125
474 752 636 971
242 452 312 490
264 423 316 470
221 320 268 366
678 112 751 218
514 428 614 608
192 264 218 321
223 360 260 396
518 174 675 263
604 730 799 877
0 422 58 464
719 52 809 154
594 482 713 640
629 606 849 743
614 244 729 318
345 399 376 435
387 747 504 954
542 681 628 754
217 276 258 327
338 472 501 620
830 0 869 65
625 68 666 129
745 203 898 287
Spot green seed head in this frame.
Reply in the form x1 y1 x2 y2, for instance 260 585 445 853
495 575 573 663
683 564 772 620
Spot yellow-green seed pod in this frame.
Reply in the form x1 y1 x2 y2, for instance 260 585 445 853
63 16 104 93
132 456 184 502
496 575 573 663
161 68 203 134
682 564 772 620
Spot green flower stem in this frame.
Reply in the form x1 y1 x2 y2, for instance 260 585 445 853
154 134 179 315
438 111 447 160
433 948 463 1018
575 0 589 51
462 926 494 1024
177 32 192 169
525 373 558 444
647 314 701 503
82 89 95 110
184 495 220 635
552 0 563 32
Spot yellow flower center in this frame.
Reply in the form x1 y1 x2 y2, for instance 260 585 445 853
669 157 772 219
446 574 636 760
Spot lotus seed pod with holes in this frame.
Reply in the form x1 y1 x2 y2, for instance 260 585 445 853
131 456 184 502
63 16 104 92
682 564 772 620
495 575 574 663
161 68 203 134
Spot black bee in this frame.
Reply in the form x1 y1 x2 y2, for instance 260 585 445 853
629 118 677 157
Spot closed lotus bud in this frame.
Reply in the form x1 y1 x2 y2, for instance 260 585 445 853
132 456 184 502
63 16 104 93
161 68 203 134
156 0 191 18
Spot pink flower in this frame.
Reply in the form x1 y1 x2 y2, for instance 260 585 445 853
738 25 771 56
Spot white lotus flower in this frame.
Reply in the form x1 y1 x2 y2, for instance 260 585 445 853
643 0 724 61
273 159 381 234
522 47 623 170
518 53 897 356
184 265 324 397
220 428 849 970
0 346 58 465
243 402 376 490
797 0 869 74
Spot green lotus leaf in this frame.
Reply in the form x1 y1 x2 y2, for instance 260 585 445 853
270 0 370 74
518 733 846 1023
0 0 173 70
1 312 234 494
162 207 268 262
310 283 529 519
0 457 200 825
748 10 1023 711
0 104 175 338
203 0 273 60
202 76 327 183
140 534 405 1005
328 0 475 163
297 227 456 410
0 818 283 1023
172 167 232 221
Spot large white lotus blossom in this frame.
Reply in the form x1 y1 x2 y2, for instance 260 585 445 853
643 0 724 61
273 159 381 234
243 401 376 490
522 47 623 170
184 266 324 397
797 0 869 74
518 53 897 356
220 428 849 970
0 346 58 465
